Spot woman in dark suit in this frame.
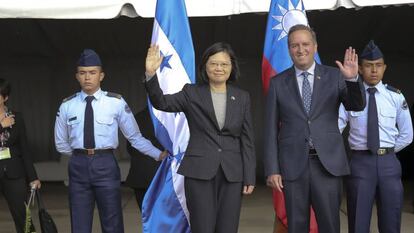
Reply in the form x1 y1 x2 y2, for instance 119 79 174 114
0 78 41 233
144 42 256 233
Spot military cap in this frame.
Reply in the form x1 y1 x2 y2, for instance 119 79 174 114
77 49 102 67
360 40 384 60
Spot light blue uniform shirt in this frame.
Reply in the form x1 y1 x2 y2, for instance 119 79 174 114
54 89 161 159
339 81 413 152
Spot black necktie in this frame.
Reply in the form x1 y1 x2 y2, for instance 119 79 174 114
367 87 379 154
84 96 95 149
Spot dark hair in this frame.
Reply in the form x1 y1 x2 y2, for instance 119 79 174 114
288 24 318 46
198 42 240 84
0 78 11 99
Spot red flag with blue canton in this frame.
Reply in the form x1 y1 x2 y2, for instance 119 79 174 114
262 0 321 94
262 0 320 231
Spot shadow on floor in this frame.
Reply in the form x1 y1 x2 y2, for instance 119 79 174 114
1 182 413 233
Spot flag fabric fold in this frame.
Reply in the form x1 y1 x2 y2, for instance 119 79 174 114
262 0 319 231
142 0 194 232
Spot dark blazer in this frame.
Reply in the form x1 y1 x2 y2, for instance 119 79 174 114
0 112 37 181
145 75 256 185
264 64 365 181
125 108 161 189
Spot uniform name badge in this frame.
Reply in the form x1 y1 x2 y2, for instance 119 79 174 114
0 147 11 160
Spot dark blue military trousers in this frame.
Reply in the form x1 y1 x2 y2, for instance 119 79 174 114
69 151 123 233
346 150 403 233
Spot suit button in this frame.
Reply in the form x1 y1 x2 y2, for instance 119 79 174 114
307 120 311 124
218 148 222 152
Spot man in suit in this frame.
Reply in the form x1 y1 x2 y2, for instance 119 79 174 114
125 107 162 211
263 24 365 233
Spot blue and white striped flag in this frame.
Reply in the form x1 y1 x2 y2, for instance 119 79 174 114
141 0 194 232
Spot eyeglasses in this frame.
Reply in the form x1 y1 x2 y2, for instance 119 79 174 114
207 61 232 69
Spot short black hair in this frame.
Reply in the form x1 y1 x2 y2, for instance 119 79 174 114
0 78 11 99
198 42 240 84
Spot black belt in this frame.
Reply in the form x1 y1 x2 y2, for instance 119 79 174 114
353 147 394 156
73 149 114 156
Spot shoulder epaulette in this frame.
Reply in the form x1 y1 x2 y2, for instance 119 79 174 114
106 92 122 99
62 94 77 103
386 85 402 94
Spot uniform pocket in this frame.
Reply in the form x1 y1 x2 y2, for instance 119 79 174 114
379 108 396 118
96 116 115 135
379 108 396 127
67 117 81 140
96 116 114 125
349 111 364 118
67 118 81 126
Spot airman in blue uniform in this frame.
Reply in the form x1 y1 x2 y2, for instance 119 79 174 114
339 41 413 233
54 49 166 233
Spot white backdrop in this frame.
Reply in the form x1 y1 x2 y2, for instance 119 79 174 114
0 0 413 19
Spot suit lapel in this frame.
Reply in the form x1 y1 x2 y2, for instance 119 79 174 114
200 85 221 130
285 67 307 116
223 85 235 130
309 64 324 117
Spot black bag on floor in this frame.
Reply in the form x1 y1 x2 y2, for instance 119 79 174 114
36 190 58 233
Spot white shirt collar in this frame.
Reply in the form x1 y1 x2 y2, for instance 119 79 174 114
80 88 103 101
294 62 316 77
363 81 386 94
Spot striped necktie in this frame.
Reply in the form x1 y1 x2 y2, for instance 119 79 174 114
302 71 312 114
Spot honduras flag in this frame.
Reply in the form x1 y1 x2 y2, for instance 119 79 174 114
141 0 194 232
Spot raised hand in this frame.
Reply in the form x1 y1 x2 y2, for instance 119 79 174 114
145 44 164 77
335 47 358 79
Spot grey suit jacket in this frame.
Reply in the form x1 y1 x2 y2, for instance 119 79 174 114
145 75 256 185
264 64 365 181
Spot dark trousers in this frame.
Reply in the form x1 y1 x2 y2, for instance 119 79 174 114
69 151 123 233
346 151 403 233
184 166 243 233
133 188 146 212
284 156 342 233
0 175 32 233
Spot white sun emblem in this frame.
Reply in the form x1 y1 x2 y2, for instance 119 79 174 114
272 0 308 41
